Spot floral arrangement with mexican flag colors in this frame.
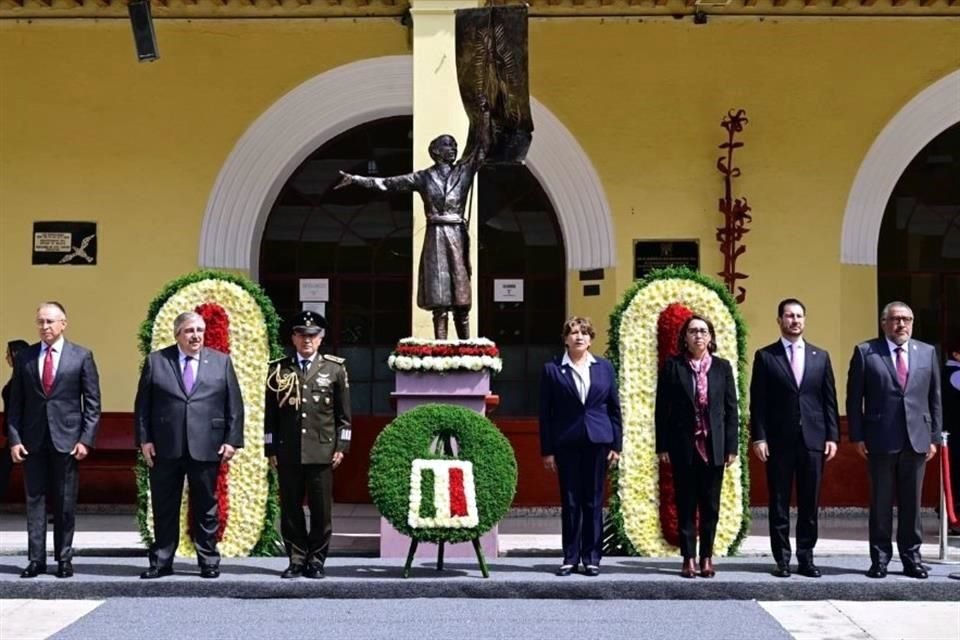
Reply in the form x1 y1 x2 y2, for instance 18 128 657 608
369 404 516 543
387 338 502 375
604 266 750 556
135 270 285 557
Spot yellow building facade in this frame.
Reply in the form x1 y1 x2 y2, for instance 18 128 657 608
1 1 958 505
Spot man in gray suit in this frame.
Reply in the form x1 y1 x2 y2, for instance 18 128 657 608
847 301 942 579
135 311 244 579
7 302 101 579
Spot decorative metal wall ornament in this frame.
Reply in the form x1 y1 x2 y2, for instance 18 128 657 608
715 109 752 304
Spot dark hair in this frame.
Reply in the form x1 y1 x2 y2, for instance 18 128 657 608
561 316 596 342
677 315 717 355
7 339 29 361
777 298 806 318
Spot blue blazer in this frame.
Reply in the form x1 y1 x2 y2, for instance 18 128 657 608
538 355 623 456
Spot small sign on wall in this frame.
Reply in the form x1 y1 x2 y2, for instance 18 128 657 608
302 301 326 317
634 240 699 280
299 278 329 301
32 222 97 266
493 278 524 302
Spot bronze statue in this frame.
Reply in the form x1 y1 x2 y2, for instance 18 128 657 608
335 105 490 341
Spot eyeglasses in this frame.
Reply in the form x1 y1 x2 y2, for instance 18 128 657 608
886 316 914 325
686 328 710 336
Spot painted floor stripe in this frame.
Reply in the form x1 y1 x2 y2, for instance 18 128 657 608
0 599 104 640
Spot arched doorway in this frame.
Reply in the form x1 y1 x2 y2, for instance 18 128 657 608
259 116 567 502
877 122 960 356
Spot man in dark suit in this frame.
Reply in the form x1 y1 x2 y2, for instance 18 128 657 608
135 311 244 579
7 302 101 579
750 298 839 579
847 301 942 579
265 311 351 579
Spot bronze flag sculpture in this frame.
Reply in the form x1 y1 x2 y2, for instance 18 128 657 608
336 5 532 340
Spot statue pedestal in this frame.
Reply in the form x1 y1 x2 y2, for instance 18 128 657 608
380 369 498 561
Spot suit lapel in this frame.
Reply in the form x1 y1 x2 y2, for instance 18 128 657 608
166 347 188 397
556 358 582 402
189 348 210 397
48 341 70 394
678 359 696 406
584 360 603 405
772 343 798 390
28 343 43 394
876 339 902 391
706 360 723 408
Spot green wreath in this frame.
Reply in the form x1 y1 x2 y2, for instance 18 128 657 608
369 404 518 544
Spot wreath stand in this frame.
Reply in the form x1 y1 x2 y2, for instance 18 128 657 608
401 432 490 579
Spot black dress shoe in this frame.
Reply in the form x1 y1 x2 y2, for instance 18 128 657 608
140 566 174 579
583 565 600 577
20 561 47 578
200 566 220 579
903 565 928 580
555 564 575 577
56 561 74 579
797 563 821 578
772 564 791 578
866 563 887 579
281 563 304 579
304 564 325 579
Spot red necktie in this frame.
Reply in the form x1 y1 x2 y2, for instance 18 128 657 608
42 347 55 396
895 347 908 389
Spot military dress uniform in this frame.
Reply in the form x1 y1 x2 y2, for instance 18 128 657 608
265 350 351 573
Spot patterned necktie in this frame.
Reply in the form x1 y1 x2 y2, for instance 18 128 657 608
789 343 802 386
895 347 908 389
182 356 195 393
42 347 55 396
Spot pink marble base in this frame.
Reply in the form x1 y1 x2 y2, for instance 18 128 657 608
379 518 498 559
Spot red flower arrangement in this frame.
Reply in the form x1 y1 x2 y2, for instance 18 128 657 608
392 343 500 358
656 303 694 547
186 302 231 542
448 467 468 518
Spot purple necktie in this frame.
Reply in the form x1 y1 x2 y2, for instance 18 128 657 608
183 356 195 393
789 344 802 386
895 347 908 389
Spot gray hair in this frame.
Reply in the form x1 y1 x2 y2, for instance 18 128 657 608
37 301 67 319
880 301 913 321
173 312 205 336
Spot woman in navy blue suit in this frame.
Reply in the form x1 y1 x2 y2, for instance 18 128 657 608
539 317 623 577
656 315 739 578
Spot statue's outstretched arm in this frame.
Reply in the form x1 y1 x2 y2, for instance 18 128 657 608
335 170 420 193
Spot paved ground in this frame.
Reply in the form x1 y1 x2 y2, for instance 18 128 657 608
2 598 958 640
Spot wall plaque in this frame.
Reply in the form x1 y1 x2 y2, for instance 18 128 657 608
32 222 97 265
633 240 699 280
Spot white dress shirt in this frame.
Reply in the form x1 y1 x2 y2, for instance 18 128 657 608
38 336 65 378
562 351 596 404
178 349 199 380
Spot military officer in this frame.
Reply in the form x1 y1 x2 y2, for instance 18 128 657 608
265 310 351 579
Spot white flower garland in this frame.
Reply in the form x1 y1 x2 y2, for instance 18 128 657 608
146 279 270 557
388 338 503 374
617 278 745 556
407 459 479 529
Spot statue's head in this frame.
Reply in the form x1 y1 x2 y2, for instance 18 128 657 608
428 135 458 163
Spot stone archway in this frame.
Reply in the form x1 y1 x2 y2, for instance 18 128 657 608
841 69 960 266
198 55 616 278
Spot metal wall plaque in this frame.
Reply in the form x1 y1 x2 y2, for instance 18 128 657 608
633 240 699 280
32 222 97 265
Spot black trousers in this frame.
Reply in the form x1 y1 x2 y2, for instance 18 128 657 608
555 443 609 567
672 455 724 560
278 462 333 566
23 441 79 563
149 456 221 570
766 436 824 566
867 450 926 568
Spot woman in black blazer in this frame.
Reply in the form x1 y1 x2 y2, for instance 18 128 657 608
539 317 622 577
655 315 738 578
1 339 30 502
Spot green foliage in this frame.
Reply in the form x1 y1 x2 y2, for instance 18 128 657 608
369 403 518 544
605 266 751 556
134 269 284 556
